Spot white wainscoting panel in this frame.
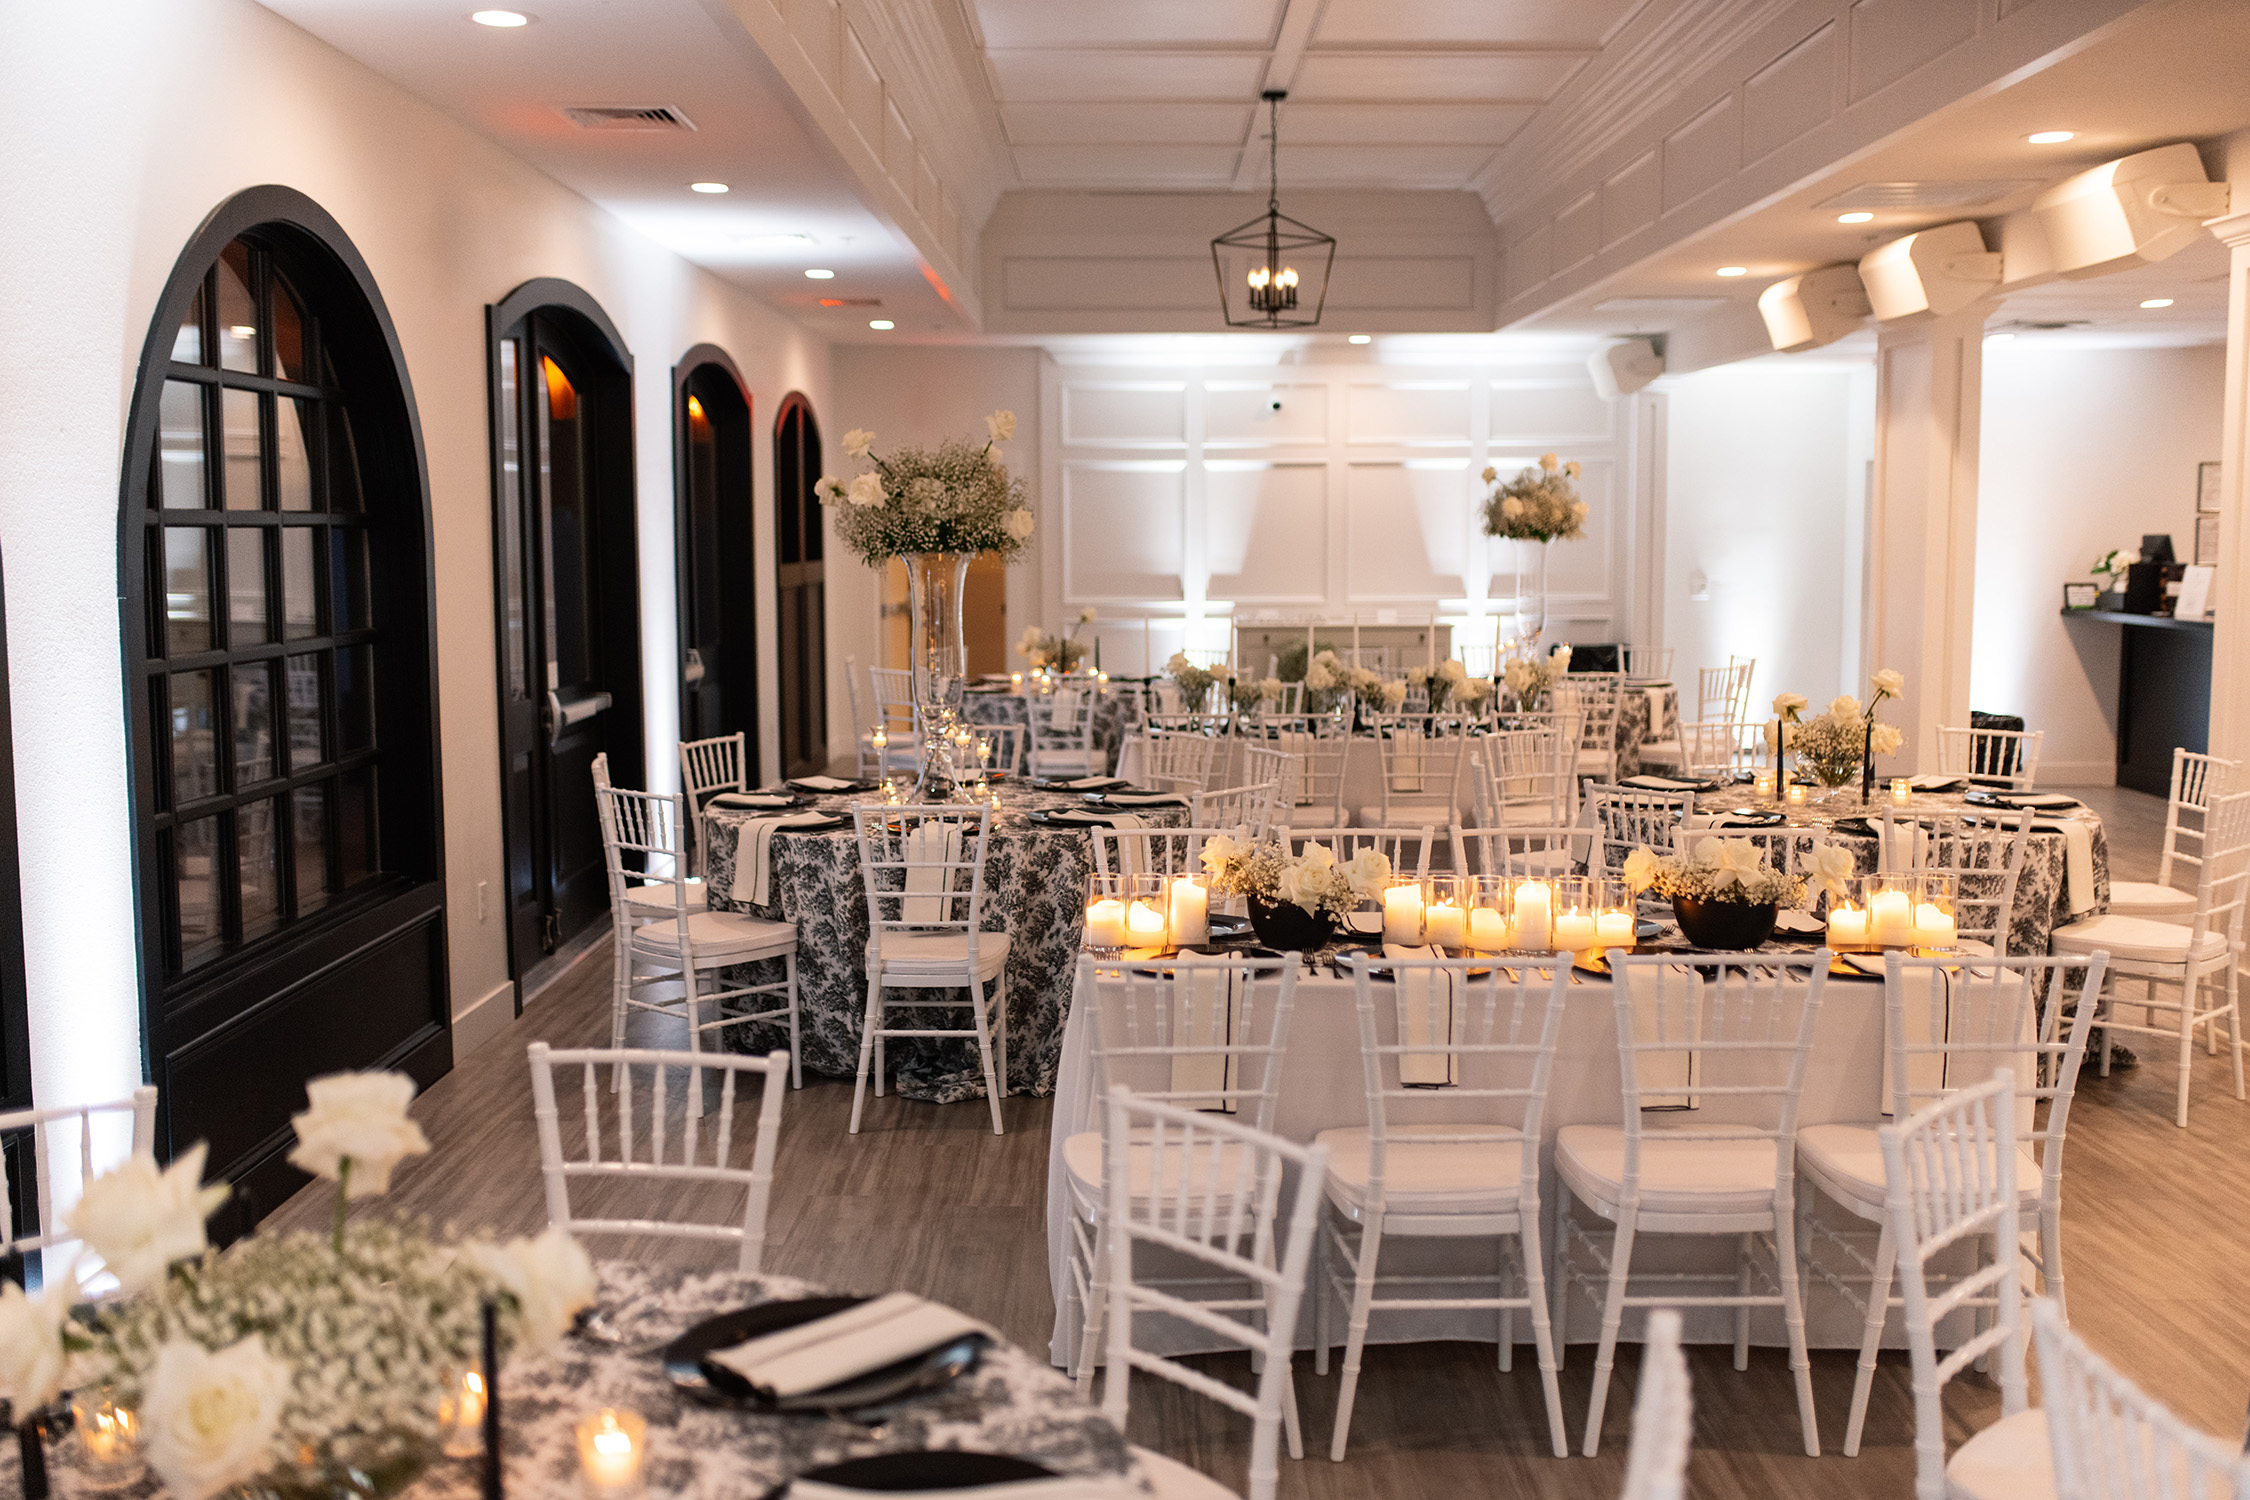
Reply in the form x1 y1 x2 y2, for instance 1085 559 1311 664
1206 461 1328 602
1206 382 1330 446
1347 380 1473 446
1060 459 1186 601
1060 381 1186 447
1346 460 1472 600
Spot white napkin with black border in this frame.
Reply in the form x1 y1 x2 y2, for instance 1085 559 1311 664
1383 945 1458 1087
1166 952 1240 1109
729 813 835 906
705 1292 986 1400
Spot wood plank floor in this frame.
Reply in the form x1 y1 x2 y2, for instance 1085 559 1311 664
267 782 2250 1498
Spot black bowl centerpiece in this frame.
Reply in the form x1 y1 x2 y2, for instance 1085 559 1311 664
1670 895 1779 951
1624 835 1805 953
1248 895 1336 951
1202 835 1388 954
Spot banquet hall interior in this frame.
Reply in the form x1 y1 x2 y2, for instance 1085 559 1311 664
7 0 2250 1497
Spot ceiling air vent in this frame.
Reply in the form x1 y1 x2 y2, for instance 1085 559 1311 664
559 105 697 132
1990 318 2094 333
1817 180 2040 212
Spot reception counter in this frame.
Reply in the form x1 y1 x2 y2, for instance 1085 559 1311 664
2061 610 2212 795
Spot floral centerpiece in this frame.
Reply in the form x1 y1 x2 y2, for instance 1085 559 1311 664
1230 675 1284 714
1483 454 1588 642
1501 644 1572 711
1623 837 1807 950
1200 835 1391 950
0 1072 596 1500
1017 606 1097 674
1787 670 1906 795
1163 652 1228 713
1404 659 1491 714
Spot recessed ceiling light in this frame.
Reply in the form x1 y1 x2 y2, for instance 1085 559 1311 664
804 268 836 279
469 9 530 25
2027 130 2075 145
1348 334 1371 344
1716 266 1748 277
868 320 895 330
689 182 728 194
2140 298 2175 309
1837 211 1875 224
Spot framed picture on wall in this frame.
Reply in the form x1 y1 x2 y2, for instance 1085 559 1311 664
2198 461 2222 513
2196 514 2221 566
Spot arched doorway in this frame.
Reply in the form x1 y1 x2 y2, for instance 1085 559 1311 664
674 347 757 771
774 394 827 779
119 186 446 1233
486 280 642 990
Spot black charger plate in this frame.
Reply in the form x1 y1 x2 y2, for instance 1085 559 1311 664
788 778 880 795
665 1298 988 1415
762 1452 1057 1498
711 791 814 811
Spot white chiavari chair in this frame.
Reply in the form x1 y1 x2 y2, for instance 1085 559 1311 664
2050 789 2250 1126
2031 1297 2250 1500
1088 825 1239 888
527 1042 786 1273
1239 745 1302 826
1621 646 1676 681
1281 825 1433 880
1028 686 1103 779
1877 808 2036 955
1637 666 1730 772
599 785 801 1096
1359 712 1472 830
1675 720 1745 779
844 655 884 778
1450 823 1585 880
4 1088 157 1276
1557 954 1828 1458
1319 957 1573 1460
1584 784 1696 875
595 753 709 927
867 665 921 772
1102 1087 1326 1500
1193 780 1279 836
1935 725 2046 791
1557 674 1625 784
2107 747 2238 920
1726 657 1756 721
966 721 1025 780
679 732 748 878
852 804 1011 1135
1138 727 1223 796
1618 1309 1693 1500
1263 718 1351 830
1879 1072 2033 1500
1799 952 2104 1456
1476 725 1577 827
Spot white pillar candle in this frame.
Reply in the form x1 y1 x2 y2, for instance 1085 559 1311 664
1515 881 1553 951
1353 611 1362 666
1144 617 1152 675
1126 899 1168 947
1827 904 1868 947
1786 784 1808 805
1085 899 1127 950
1913 903 1956 945
1891 778 1912 804
577 1409 646 1494
1168 877 1209 946
1424 900 1467 949
1468 906 1512 952
1596 911 1635 949
1382 884 1425 944
1553 908 1598 952
1870 888 1914 947
1427 611 1437 670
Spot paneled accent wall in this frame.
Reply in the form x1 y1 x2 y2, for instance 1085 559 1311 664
1039 358 1649 671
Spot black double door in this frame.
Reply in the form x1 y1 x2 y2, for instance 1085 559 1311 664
491 300 641 977
676 360 758 763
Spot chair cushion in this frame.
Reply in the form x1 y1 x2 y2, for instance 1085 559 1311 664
623 879 707 915
1554 1123 1780 1217
1798 1123 2041 1216
2050 912 2229 964
1131 1446 1239 1500
1062 1130 1255 1212
1946 1408 2053 1500
1315 1123 1526 1217
2104 880 2196 918
1284 806 1345 828
877 930 1011 979
628 909 795 962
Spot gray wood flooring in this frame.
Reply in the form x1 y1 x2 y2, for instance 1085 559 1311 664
267 782 2250 1498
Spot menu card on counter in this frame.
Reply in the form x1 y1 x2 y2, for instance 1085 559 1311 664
2175 564 2215 622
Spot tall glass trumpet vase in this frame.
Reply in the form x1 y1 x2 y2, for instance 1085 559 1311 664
1511 540 1552 647
904 550 973 800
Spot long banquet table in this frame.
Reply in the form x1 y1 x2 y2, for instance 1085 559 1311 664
704 786 1186 1100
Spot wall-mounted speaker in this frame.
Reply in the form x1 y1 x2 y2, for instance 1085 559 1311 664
1859 221 2003 320
1757 265 1872 353
2031 142 2232 280
1587 337 1664 398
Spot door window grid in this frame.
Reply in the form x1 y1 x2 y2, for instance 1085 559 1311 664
140 240 383 976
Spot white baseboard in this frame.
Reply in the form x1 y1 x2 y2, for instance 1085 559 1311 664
2041 760 2118 788
451 979 516 1065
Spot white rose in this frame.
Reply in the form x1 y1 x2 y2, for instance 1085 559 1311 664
1501 496 1524 520
1622 845 1663 894
1871 668 1906 699
287 1070 430 1198
0 1279 72 1414
1380 681 1409 709
1259 676 1282 702
1343 850 1392 898
1439 659 1467 683
1480 466 1497 483
1872 722 1905 757
68 1142 228 1292
1828 695 1860 721
141 1336 293 1500
1539 452 1558 472
1572 500 1589 521
813 475 845 505
1077 605 1096 624
845 472 885 508
1303 662 1334 692
841 428 874 459
1772 692 1807 717
1004 507 1035 541
462 1226 598 1352
985 409 1017 443
1564 460 1582 479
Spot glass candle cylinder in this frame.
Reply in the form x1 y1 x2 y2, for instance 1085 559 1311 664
1786 783 1808 805
1167 873 1211 947
1421 877 1469 950
1891 778 1912 804
69 1386 143 1490
1084 874 1129 954
1549 877 1599 953
1467 877 1516 953
1125 874 1171 950
576 1408 647 1495
1380 879 1425 945
1513 878 1555 951
1594 878 1636 954
438 1367 487 1460
1825 896 1870 951
1909 873 1959 946
1753 772 1775 799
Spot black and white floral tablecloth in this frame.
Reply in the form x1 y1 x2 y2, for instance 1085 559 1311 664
961 688 1138 775
1612 681 1680 778
703 789 1188 1102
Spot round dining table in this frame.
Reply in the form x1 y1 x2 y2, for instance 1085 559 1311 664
703 785 1189 1101
960 684 1139 775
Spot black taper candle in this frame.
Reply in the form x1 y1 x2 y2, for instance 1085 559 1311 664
480 1298 502 1500
18 1413 48 1500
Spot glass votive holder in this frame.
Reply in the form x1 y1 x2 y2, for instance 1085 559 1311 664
1830 873 1958 951
1467 876 1517 953
1165 871 1211 948
1083 873 1129 956
1125 873 1172 952
1891 777 1912 804
1380 877 1426 945
1511 876 1557 951
1593 879 1637 957
1420 876 1471 951
1786 783 1808 805
69 1385 143 1490
1753 772 1775 799
576 1407 647 1496
1547 876 1601 954
438 1366 487 1460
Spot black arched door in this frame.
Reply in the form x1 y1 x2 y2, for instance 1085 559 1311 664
488 282 642 984
674 348 757 770
774 394 826 779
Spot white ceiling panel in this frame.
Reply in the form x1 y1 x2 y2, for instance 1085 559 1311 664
970 0 1283 49
1290 52 1586 101
1279 102 1540 146
1315 0 1647 48
1270 145 1502 186
1002 102 1255 146
1012 145 1244 185
983 49 1270 102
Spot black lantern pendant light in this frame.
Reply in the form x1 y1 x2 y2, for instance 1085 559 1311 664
1211 91 1335 329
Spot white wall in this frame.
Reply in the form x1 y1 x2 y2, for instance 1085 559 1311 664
1662 363 1871 713
1974 344 2225 784
0 0 830 1102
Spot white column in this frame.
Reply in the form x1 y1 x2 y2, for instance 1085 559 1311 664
1864 301 1993 775
2203 211 2250 764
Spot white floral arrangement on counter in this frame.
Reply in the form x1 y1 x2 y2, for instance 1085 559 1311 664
1017 606 1097 673
1481 453 1589 543
1624 838 1806 908
1789 670 1907 787
817 410 1034 567
0 1072 598 1500
1200 835 1392 923
1502 644 1572 709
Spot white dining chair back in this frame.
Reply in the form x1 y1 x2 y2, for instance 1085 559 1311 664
1281 825 1433 879
2109 748 2240 919
1556 676 1624 783
868 666 917 735
1138 727 1222 795
1361 712 1472 828
1193 779 1279 835
1622 646 1676 681
1478 726 1577 826
1239 745 1302 826
527 1042 787 1274
1725 657 1756 718
2030 1297 2250 1500
1676 720 1743 779
1618 1309 1692 1500
2 1088 157 1264
679 732 748 876
1878 1071 2030 1500
1935 725 2046 791
1877 808 2036 954
1692 666 1738 727
851 804 1012 1134
1320 957 1574 1459
1258 719 1351 829
1088 825 1237 882
1101 1087 1326 1500
966 721 1024 778
1585 784 1696 875
1450 823 1584 880
1027 689 1102 778
1561 954 1828 1457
